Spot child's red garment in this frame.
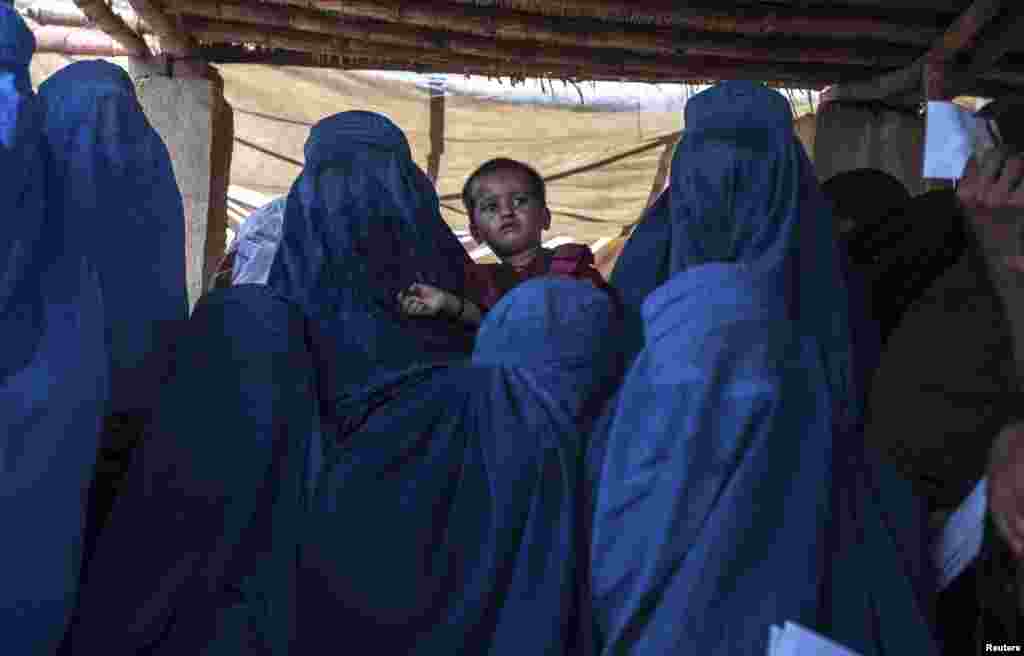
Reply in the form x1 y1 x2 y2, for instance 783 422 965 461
464 243 609 311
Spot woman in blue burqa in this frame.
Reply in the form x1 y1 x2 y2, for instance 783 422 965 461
0 8 109 655
37 60 188 570
66 111 623 654
586 82 939 655
280 111 623 654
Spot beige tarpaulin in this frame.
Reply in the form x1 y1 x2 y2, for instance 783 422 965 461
212 65 686 244
30 56 816 267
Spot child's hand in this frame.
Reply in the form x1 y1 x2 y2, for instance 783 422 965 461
397 283 448 317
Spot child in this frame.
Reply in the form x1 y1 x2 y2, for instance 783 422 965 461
398 158 608 326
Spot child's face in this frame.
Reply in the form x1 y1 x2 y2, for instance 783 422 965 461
469 169 551 258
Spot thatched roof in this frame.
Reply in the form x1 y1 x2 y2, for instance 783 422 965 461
18 0 1024 101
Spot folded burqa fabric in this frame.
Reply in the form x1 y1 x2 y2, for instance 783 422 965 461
588 82 938 656
65 277 622 654
63 284 319 654
231 196 286 285
608 192 671 366
298 277 623 655
267 110 474 411
38 60 187 418
0 10 109 655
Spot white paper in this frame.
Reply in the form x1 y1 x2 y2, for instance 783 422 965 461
769 624 783 656
768 622 862 656
230 196 286 285
923 101 997 180
935 477 988 590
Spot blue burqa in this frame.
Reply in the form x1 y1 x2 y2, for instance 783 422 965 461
0 9 109 655
274 112 623 653
63 284 319 654
66 282 621 655
298 277 622 655
267 110 474 412
38 60 187 418
588 82 937 655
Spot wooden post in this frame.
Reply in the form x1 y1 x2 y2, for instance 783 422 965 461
167 0 918 67
127 0 195 55
310 0 945 47
71 0 150 53
29 22 143 56
426 75 445 185
644 135 678 209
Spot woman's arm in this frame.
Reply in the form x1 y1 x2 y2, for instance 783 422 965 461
440 291 483 327
398 283 483 327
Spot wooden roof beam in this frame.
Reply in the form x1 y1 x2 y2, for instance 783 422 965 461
166 0 920 68
188 22 864 88
199 45 690 84
28 20 141 56
127 0 195 56
24 1 150 34
925 0 1005 99
449 0 969 18
967 8 1024 75
202 48 822 90
824 0 1008 104
310 0 944 47
68 0 150 54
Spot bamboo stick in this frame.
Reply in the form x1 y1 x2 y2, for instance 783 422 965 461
127 0 195 55
304 0 946 47
184 17 880 86
167 0 921 69
70 0 150 54
435 0 968 24
31 22 139 56
24 2 93 27
164 0 920 67
200 45 697 84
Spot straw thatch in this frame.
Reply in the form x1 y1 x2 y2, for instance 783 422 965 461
20 0 1024 97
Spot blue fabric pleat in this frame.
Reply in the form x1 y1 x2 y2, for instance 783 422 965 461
588 82 938 656
64 285 317 654
39 60 187 417
0 10 109 654
298 278 622 655
267 110 473 411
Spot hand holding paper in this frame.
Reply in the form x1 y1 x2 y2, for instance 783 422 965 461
923 101 1000 180
989 423 1024 557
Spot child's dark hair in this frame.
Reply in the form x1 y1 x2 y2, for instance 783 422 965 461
462 158 547 220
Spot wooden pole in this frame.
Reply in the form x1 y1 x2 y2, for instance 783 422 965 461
166 0 920 67
427 76 445 184
127 0 195 56
645 135 678 210
198 48 852 88
30 22 140 56
824 0 1008 104
70 0 150 55
183 17 880 86
198 45 689 83
308 0 944 47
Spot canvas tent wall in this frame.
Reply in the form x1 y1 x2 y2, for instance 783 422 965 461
29 54 817 267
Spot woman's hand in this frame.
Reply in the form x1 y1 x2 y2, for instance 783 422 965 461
397 283 450 317
989 422 1024 557
958 148 1024 262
